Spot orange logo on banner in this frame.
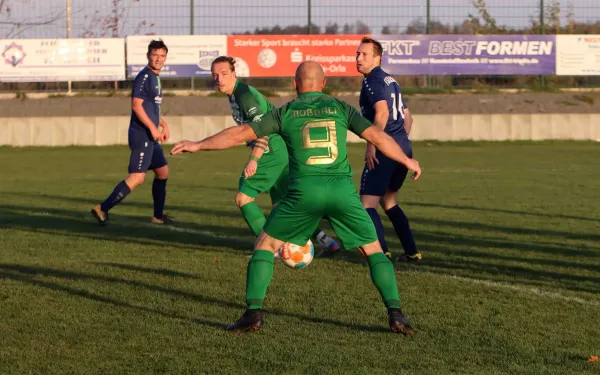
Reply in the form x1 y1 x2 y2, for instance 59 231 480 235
226 35 368 77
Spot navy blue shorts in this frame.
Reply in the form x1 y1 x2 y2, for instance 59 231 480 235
128 141 168 174
359 136 412 197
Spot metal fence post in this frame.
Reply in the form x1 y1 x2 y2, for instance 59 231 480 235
308 0 312 34
426 0 430 34
190 0 195 91
540 0 545 88
426 0 431 88
67 0 72 94
540 0 545 33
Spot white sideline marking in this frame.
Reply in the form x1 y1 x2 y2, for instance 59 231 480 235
404 270 600 307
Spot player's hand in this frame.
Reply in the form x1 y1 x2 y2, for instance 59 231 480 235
159 132 168 143
151 129 161 142
161 124 170 142
170 140 200 155
365 143 379 170
406 158 421 180
244 159 258 179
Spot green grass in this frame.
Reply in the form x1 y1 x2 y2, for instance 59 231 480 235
0 142 599 375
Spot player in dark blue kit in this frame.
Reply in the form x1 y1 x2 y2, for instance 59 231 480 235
91 40 171 225
356 37 421 262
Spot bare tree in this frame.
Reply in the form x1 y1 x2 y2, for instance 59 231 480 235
0 0 65 38
468 0 507 34
80 0 154 38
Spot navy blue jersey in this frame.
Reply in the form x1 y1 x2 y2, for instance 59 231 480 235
129 66 162 142
359 66 408 137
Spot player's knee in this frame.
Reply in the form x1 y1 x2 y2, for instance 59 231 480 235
360 195 380 209
125 173 145 189
154 166 168 179
359 241 384 257
254 231 282 253
380 192 398 210
235 192 254 208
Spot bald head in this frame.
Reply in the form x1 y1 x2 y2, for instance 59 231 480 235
294 61 326 94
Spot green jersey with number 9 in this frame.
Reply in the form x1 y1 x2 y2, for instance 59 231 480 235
249 91 371 181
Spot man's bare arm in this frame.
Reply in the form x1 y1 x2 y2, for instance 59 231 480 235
403 108 413 135
170 124 258 154
249 136 270 160
372 100 389 130
360 126 421 180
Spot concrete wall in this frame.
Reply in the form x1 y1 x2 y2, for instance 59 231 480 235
1 114 599 146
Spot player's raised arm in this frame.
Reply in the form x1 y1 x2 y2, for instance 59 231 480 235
170 107 283 155
170 124 258 154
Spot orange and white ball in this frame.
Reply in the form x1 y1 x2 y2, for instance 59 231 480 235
278 240 314 269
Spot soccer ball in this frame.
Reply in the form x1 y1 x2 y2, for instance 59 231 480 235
278 240 314 269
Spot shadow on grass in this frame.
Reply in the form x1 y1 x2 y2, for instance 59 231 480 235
0 269 226 330
2 191 256 219
407 201 599 223
0 263 391 334
0 204 254 253
3 193 598 296
93 262 204 280
6 192 599 243
401 229 600 259
407 257 600 295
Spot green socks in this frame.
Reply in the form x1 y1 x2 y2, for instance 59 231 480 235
240 201 273 309
367 252 401 309
240 202 267 237
245 250 275 309
244 251 399 310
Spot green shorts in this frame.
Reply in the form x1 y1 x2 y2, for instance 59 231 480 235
263 176 378 249
238 147 289 206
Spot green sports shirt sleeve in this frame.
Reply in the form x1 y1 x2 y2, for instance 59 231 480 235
239 85 274 122
247 86 274 119
238 92 264 122
343 101 372 135
249 107 283 138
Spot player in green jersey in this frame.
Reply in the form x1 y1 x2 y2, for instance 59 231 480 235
211 56 340 255
172 61 421 335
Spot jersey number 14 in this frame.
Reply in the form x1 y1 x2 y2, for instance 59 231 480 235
391 93 405 121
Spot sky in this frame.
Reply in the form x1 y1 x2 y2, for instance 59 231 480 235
1 0 599 39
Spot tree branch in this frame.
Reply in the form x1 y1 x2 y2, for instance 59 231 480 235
1 0 67 38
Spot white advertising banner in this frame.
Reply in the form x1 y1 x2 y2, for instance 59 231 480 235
126 35 227 78
0 38 125 82
556 35 600 75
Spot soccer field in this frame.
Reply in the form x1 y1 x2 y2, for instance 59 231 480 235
1 142 599 375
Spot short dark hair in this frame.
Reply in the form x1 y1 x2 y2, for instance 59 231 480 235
147 39 168 54
211 56 236 72
360 37 383 58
